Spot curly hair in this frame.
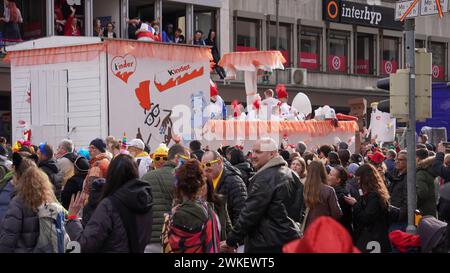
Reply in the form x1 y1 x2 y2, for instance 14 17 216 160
175 159 206 200
14 158 56 211
355 164 390 209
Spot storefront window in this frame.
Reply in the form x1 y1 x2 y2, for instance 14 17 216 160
429 42 446 81
55 0 85 36
355 33 375 75
269 22 291 67
235 18 259 52
381 36 399 75
0 0 46 42
299 27 321 71
328 30 349 73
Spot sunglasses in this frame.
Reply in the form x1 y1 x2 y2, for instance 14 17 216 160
203 159 219 168
154 156 168 161
177 154 190 160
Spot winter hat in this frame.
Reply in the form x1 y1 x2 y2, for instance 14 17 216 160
89 138 106 153
78 148 90 161
210 79 218 97
153 143 169 158
282 216 360 253
275 84 288 100
74 156 90 173
368 151 386 165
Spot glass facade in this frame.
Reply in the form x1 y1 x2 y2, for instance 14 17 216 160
381 36 399 75
355 34 375 75
235 18 259 52
328 30 349 73
268 22 291 67
299 26 321 71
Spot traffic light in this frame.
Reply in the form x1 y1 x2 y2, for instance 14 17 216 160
375 49 432 122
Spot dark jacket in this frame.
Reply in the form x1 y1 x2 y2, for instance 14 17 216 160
212 199 232 241
0 196 40 253
385 158 396 175
388 169 408 223
433 152 450 183
416 157 437 217
233 161 255 188
226 156 302 253
333 183 353 235
352 192 391 253
0 177 14 225
66 179 153 253
141 161 177 244
216 164 247 226
61 172 86 210
39 159 62 202
82 178 106 227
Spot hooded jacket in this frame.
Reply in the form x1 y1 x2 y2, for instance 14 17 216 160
66 179 153 253
416 157 437 217
226 156 303 253
38 159 62 202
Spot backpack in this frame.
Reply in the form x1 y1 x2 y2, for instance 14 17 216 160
33 202 71 253
62 152 78 164
167 202 220 253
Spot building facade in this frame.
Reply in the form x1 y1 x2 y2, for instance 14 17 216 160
1 0 449 142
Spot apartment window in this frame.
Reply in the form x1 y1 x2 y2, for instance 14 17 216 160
0 0 46 41
429 42 446 81
55 0 86 36
355 33 375 75
381 36 400 75
194 6 217 41
235 18 259 51
299 26 321 71
328 30 349 73
268 22 291 67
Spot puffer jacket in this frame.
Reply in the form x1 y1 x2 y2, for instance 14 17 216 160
226 156 302 253
388 169 408 223
141 161 177 244
233 161 255 188
216 163 247 226
39 159 62 202
66 179 153 253
61 173 86 210
416 157 437 217
0 196 40 253
333 183 353 235
0 176 14 225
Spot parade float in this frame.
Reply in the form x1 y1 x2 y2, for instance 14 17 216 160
6 36 358 152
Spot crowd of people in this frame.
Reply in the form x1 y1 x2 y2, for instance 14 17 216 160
1 133 450 253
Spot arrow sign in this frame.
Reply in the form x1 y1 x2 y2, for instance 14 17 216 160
396 0 420 21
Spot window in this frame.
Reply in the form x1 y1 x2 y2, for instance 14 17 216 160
355 33 375 75
416 40 425 49
328 30 349 73
235 18 259 52
429 42 446 81
162 1 186 42
55 0 86 36
194 6 217 41
299 27 321 71
94 0 121 38
268 22 291 67
0 0 46 41
381 36 400 75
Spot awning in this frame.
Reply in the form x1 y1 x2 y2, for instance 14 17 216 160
218 51 286 73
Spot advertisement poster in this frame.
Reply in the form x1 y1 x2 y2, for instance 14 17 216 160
328 55 346 72
381 60 398 75
356 59 370 74
107 46 210 151
433 65 444 80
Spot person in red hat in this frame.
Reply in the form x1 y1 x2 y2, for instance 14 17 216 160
367 150 389 185
275 84 301 121
282 216 360 253
208 79 226 120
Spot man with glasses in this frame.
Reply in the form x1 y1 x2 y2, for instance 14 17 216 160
388 150 408 232
221 138 303 253
201 150 247 226
55 139 77 187
142 144 190 253
83 138 110 196
127 138 152 178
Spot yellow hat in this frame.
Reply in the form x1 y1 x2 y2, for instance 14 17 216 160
152 143 169 159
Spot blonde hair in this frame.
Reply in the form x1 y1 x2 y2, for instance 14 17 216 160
14 157 56 211
304 160 328 209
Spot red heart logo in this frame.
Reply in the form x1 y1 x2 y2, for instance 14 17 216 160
135 81 151 111
111 54 137 83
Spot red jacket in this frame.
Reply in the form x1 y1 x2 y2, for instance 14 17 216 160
64 16 80 36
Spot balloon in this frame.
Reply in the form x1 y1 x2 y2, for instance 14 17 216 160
292 92 312 117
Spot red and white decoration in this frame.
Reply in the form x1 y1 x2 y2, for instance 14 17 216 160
328 55 346 72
